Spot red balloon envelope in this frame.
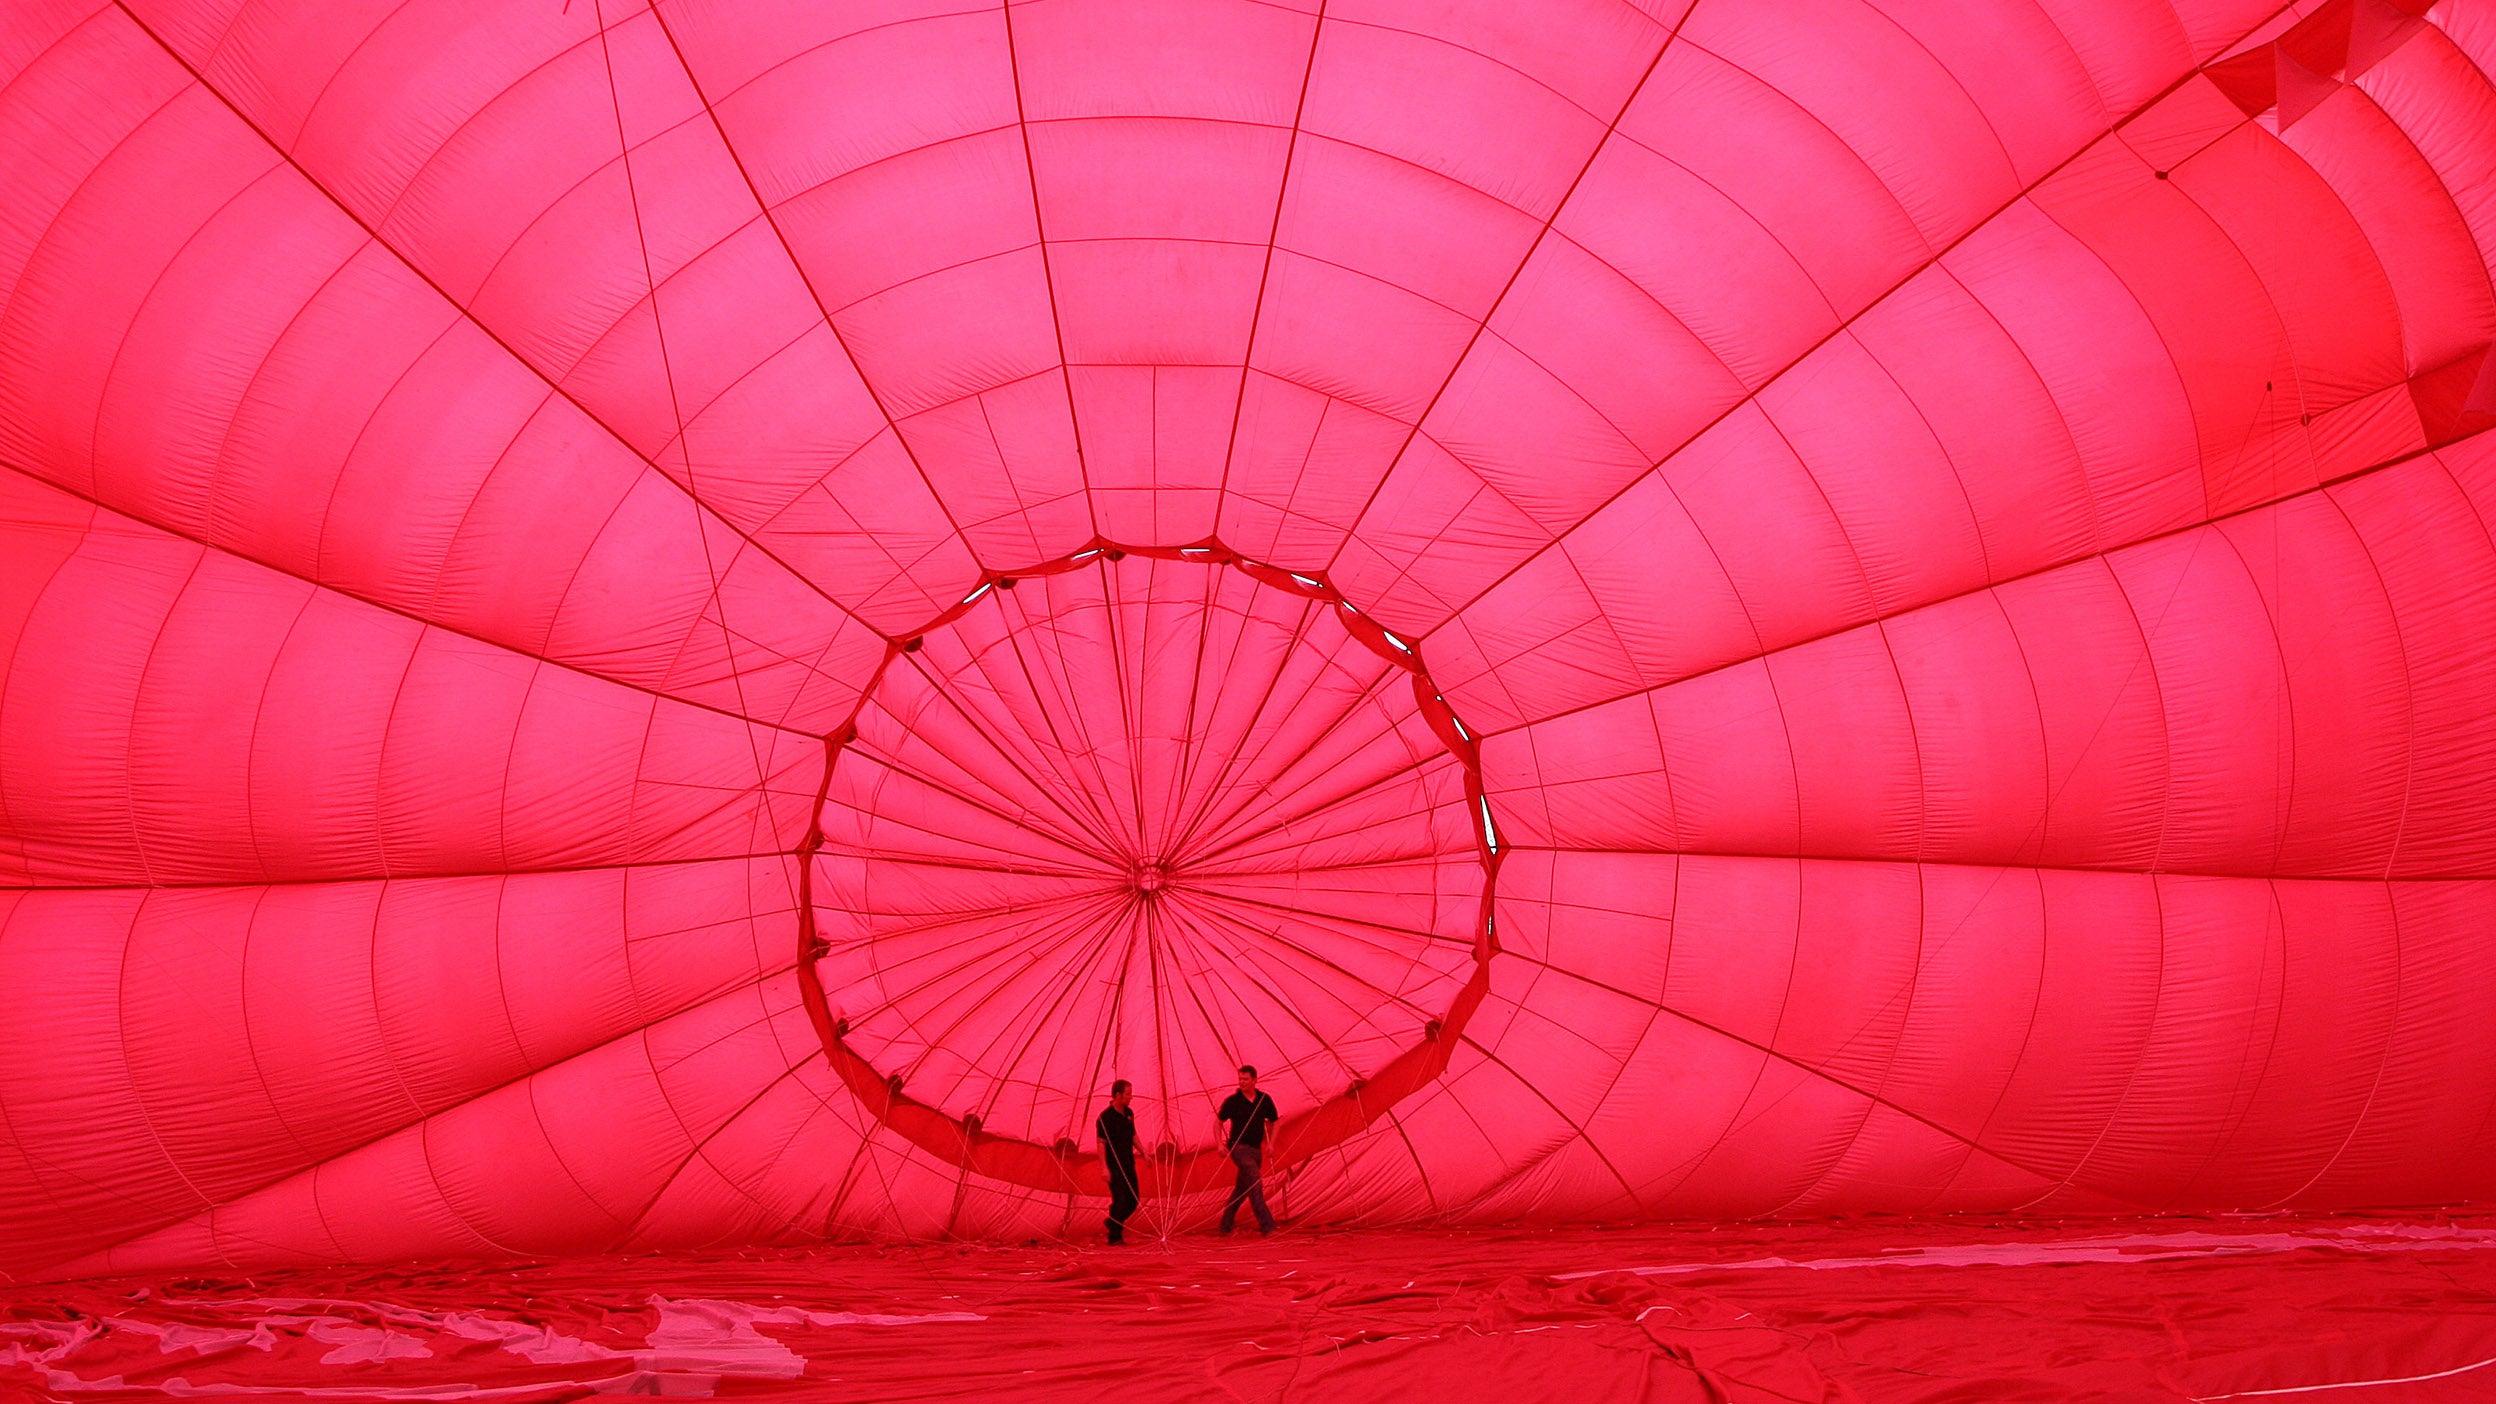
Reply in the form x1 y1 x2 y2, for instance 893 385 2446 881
1 0 2494 1281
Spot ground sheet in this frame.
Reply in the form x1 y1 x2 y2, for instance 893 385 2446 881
3 1216 2491 1402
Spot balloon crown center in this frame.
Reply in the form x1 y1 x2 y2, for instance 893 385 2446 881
798 537 1500 1191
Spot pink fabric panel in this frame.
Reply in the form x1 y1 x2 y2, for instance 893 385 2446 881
1480 445 2496 877
1015 0 1316 541
1432 74 2487 730
59 981 862 1275
670 3 1090 562
1486 853 2496 1215
117 0 985 629
1333 2 2281 634
0 475 817 886
0 8 887 726
0 858 795 1273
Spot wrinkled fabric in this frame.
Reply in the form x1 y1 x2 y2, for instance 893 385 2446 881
3 1218 2493 1400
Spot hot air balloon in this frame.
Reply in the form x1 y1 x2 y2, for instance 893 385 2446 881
3 0 2494 1397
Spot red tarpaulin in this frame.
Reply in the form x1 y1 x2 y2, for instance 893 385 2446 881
3 0 2496 1388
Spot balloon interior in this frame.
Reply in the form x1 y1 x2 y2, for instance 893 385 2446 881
2 0 2494 1399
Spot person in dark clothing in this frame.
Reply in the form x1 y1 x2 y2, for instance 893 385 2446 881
1097 1079 1138 1245
1216 1064 1280 1235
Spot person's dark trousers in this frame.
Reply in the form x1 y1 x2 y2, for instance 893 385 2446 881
1105 1156 1140 1244
1220 1142 1276 1233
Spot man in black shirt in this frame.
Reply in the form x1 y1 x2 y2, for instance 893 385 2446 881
1216 1064 1280 1235
1097 1079 1138 1244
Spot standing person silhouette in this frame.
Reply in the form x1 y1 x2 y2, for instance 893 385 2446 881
1216 1065 1280 1235
1097 1079 1138 1245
